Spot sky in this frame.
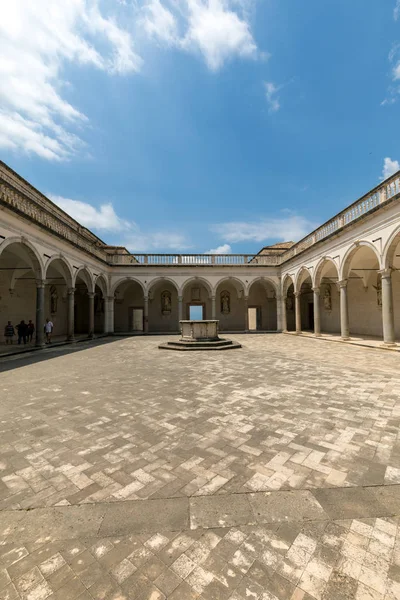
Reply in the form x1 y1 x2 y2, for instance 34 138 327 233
1 0 400 255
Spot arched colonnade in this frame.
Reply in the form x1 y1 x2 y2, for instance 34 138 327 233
281 228 400 346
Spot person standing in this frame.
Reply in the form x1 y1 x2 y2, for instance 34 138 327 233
4 321 15 344
16 320 28 345
45 318 54 344
27 320 35 343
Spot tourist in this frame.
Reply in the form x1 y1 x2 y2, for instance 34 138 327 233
4 321 15 344
16 320 28 345
27 320 35 343
45 318 54 344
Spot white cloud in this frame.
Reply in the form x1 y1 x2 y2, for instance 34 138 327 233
205 244 232 253
395 1 400 20
381 157 400 180
140 0 258 71
264 81 280 113
0 1 141 160
50 194 190 250
211 214 315 244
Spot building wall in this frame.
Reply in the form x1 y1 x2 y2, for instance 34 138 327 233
148 281 179 332
216 282 245 331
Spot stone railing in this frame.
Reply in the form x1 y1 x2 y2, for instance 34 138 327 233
281 172 400 262
110 253 281 266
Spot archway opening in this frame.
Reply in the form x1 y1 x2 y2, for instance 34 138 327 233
315 260 340 334
345 246 382 338
45 258 72 342
94 283 106 334
182 280 211 320
285 281 295 331
148 280 179 333
74 270 92 336
215 279 245 331
391 239 400 341
299 276 313 332
114 280 144 333
0 242 41 346
248 279 277 331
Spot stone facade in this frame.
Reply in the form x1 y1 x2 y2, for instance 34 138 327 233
1 159 400 345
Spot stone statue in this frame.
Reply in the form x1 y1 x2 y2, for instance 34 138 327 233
161 290 172 314
373 275 382 307
50 285 58 314
323 285 332 311
221 291 230 315
286 295 293 311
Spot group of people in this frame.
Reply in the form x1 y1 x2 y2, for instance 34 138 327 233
4 319 54 345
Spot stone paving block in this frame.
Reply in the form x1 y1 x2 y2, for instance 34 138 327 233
312 487 394 520
249 490 328 524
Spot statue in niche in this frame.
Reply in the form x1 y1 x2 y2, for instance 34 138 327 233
50 285 58 314
94 293 104 314
323 285 332 311
161 290 172 314
220 291 230 315
191 287 200 301
373 274 382 307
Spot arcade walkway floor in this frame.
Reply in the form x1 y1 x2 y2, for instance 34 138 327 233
1 335 400 600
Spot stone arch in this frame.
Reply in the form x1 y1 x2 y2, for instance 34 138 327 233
383 225 400 269
247 277 278 331
247 276 278 297
111 276 146 297
73 266 95 293
294 267 312 293
214 276 246 297
147 277 179 295
94 273 109 297
215 277 246 331
0 236 44 279
180 277 213 297
44 254 73 287
282 274 295 296
340 241 382 280
314 257 339 287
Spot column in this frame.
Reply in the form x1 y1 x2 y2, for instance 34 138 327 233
88 293 95 338
178 296 183 332
67 287 75 341
35 280 45 348
312 287 321 337
338 280 350 340
294 291 301 334
244 296 249 331
380 269 396 346
211 296 216 320
106 296 114 334
144 295 149 334
281 296 288 332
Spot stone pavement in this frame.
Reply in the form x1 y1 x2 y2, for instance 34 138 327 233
0 334 400 599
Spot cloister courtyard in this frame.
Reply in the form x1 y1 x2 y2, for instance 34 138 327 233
0 334 400 600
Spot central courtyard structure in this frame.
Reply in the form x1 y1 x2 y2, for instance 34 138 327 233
0 335 400 599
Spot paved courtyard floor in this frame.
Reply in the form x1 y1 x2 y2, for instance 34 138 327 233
1 334 400 600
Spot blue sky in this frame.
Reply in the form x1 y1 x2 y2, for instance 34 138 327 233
1 0 400 254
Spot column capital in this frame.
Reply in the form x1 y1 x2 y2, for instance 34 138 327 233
294 291 301 298
88 292 95 299
67 287 75 295
378 268 392 280
337 279 348 289
36 279 46 288
106 295 114 301
144 295 149 301
312 287 320 295
178 295 183 301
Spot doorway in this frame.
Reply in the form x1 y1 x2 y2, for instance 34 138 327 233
189 305 204 320
248 307 260 331
307 303 314 331
130 308 144 332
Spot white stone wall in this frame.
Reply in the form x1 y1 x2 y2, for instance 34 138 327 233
216 282 245 331
148 281 179 333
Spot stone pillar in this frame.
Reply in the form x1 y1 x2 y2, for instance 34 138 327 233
67 287 75 341
211 296 216 320
178 296 183 332
35 280 45 348
281 296 288 332
294 291 301 334
312 287 321 337
144 295 149 334
88 293 95 338
338 280 350 340
106 296 114 334
380 269 396 346
244 296 249 331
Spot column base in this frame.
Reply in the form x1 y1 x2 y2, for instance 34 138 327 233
295 331 302 335
341 336 351 341
381 342 397 349
67 335 75 342
314 333 322 338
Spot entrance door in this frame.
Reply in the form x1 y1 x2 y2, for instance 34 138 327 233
248 307 258 331
189 305 203 320
131 308 144 332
